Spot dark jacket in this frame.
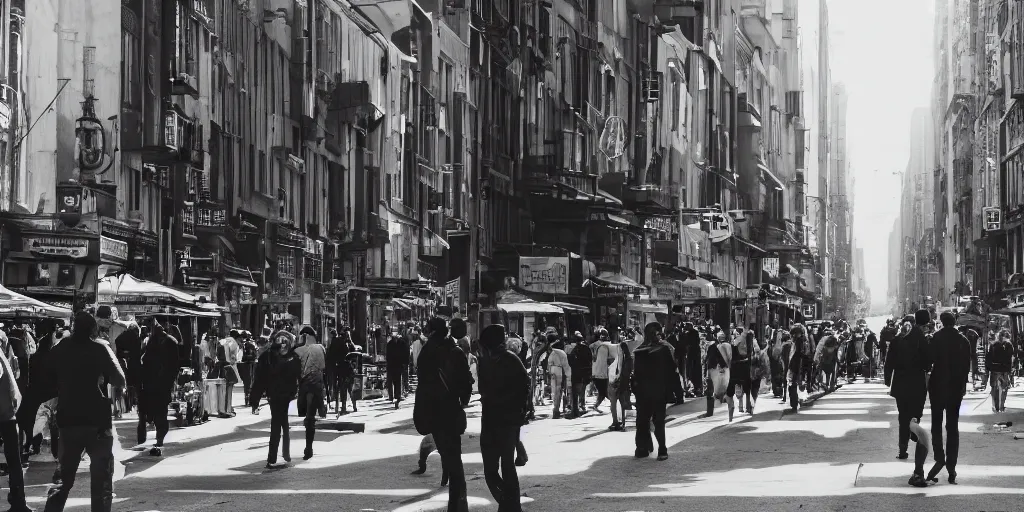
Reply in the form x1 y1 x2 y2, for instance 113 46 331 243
413 334 473 436
385 336 410 369
47 334 126 428
928 326 972 407
477 349 529 429
249 350 302 407
141 332 181 408
986 339 1016 373
884 326 932 404
682 328 701 359
568 342 592 384
114 328 143 388
630 341 675 403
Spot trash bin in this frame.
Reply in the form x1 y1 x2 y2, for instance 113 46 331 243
203 378 227 416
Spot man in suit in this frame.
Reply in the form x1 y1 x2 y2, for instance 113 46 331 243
884 310 933 487
926 312 972 485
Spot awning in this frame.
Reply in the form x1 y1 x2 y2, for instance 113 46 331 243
98 275 221 311
759 161 785 191
587 272 644 290
171 306 221 318
734 236 767 254
548 302 590 313
596 189 624 206
606 214 630 227
393 298 413 310
497 302 564 314
0 285 72 318
627 301 668 314
704 41 723 75
224 276 258 288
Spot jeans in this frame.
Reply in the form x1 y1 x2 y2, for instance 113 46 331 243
990 372 1010 410
788 358 804 410
432 429 468 512
302 392 317 453
931 399 962 471
570 381 588 416
634 398 666 454
480 425 521 512
268 399 291 464
44 426 114 512
0 420 27 510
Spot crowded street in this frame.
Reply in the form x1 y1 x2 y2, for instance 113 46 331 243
9 315 1016 511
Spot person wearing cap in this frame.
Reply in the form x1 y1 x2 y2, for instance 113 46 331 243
44 311 126 512
413 317 473 512
885 309 933 485
477 324 527 512
630 322 675 461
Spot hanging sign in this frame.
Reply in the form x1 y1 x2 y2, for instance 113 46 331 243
984 207 1001 231
100 236 129 264
762 257 780 278
444 277 461 307
25 236 90 259
519 257 569 294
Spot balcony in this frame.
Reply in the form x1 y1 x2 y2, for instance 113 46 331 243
349 0 431 47
524 155 599 197
170 58 199 99
628 0 703 19
196 206 228 231
623 185 674 211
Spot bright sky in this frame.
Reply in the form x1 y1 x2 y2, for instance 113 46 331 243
827 0 934 307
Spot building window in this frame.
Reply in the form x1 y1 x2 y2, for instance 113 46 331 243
121 32 140 109
278 253 296 279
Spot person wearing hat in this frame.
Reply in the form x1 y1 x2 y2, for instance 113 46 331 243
477 324 528 512
44 311 126 512
413 317 473 512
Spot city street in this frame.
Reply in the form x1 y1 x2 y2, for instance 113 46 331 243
17 379 1023 511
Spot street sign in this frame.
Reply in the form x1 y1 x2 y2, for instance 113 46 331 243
984 207 1001 231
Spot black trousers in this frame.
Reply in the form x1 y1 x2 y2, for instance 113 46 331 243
268 399 291 463
387 368 403 401
931 398 962 471
432 429 468 512
0 420 27 509
138 400 170 446
895 395 925 453
634 398 667 454
788 358 803 410
480 424 522 512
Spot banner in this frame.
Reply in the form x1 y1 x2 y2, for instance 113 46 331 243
519 257 569 295
443 277 461 307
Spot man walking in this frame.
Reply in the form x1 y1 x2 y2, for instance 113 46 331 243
138 320 180 456
986 329 1016 413
294 326 327 460
413 317 473 512
45 312 126 512
0 333 30 511
926 312 971 485
477 324 528 512
631 323 676 461
885 311 932 486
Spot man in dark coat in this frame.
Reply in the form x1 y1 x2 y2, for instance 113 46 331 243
630 322 676 461
682 323 703 396
138 321 181 456
567 335 591 418
413 317 473 512
477 324 528 512
879 318 897 366
385 334 409 405
926 312 971 484
885 310 933 483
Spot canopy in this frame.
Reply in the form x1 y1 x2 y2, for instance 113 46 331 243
627 302 668 314
98 275 221 311
497 301 564 314
392 298 414 310
548 302 590 313
0 285 72 319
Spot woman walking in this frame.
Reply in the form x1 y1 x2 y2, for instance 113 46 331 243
250 338 301 468
608 341 633 431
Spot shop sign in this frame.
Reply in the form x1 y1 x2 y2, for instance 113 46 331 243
25 236 89 259
762 257 780 278
100 236 129 264
802 303 817 320
518 257 569 295
984 207 1001 231
444 277 461 306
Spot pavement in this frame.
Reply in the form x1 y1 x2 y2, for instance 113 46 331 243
10 378 1024 511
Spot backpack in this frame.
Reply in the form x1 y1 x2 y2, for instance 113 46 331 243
241 341 257 363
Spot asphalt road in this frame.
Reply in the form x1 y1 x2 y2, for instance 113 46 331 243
15 376 1011 512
